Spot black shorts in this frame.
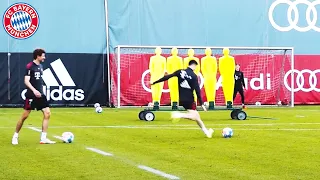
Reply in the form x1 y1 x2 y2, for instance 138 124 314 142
24 96 49 111
180 101 196 110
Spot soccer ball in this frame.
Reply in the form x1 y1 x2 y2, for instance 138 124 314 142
222 127 233 138
148 102 153 107
62 132 74 143
95 106 103 113
203 102 209 106
94 103 100 108
255 101 261 106
277 101 282 106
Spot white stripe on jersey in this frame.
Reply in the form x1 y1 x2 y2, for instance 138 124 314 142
180 80 191 89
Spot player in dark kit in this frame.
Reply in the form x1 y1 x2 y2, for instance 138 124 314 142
233 64 246 108
152 60 214 138
12 49 56 145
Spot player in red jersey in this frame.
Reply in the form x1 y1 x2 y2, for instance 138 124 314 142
12 49 56 145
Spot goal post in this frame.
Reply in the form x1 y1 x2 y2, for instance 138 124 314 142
110 45 294 108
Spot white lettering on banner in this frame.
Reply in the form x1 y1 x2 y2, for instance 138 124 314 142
284 69 320 92
141 69 204 93
20 59 85 101
269 0 320 32
141 69 271 93
21 86 85 101
250 73 271 90
216 74 271 90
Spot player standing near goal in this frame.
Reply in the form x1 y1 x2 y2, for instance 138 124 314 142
233 64 246 108
151 60 214 138
12 49 56 145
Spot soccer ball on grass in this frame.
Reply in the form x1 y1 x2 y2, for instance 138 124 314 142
95 106 103 113
62 132 74 143
222 127 233 138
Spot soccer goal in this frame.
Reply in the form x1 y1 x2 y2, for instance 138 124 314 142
110 45 294 108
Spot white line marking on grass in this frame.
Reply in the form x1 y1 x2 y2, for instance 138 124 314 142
140 123 320 126
2 122 320 129
28 126 64 141
138 165 180 180
47 125 200 130
239 128 320 131
86 147 114 156
19 125 320 132
28 127 42 132
53 135 64 141
85 147 180 179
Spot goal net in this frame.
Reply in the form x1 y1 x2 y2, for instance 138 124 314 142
110 46 294 108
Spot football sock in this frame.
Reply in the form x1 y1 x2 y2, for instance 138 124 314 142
41 132 47 141
13 132 19 138
196 120 209 135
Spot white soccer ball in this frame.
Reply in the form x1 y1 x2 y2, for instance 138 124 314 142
203 102 209 106
277 101 282 106
222 127 233 138
94 103 100 108
148 102 153 107
255 101 261 106
62 132 74 143
95 106 103 113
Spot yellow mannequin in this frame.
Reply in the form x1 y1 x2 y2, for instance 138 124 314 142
149 47 166 107
218 48 235 108
184 49 200 103
201 48 217 109
166 47 183 109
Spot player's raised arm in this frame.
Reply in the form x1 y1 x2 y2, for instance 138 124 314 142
151 70 180 85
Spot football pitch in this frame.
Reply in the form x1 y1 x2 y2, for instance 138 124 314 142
1 106 320 180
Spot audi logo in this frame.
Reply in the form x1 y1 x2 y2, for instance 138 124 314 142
269 0 320 32
284 69 320 92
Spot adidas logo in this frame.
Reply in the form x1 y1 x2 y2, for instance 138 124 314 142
180 80 191 89
21 59 85 101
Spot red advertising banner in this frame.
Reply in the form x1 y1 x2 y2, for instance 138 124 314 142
110 54 320 106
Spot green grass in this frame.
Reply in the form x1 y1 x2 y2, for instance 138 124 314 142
1 106 320 180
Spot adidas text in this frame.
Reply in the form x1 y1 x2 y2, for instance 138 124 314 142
21 86 85 101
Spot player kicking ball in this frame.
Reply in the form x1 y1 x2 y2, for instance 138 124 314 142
12 49 56 145
151 60 214 138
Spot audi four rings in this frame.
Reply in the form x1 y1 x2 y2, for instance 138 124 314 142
269 0 320 32
284 69 320 92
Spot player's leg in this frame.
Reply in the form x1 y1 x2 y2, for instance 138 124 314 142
233 87 238 101
12 110 31 145
38 97 55 144
15 110 31 133
239 88 245 107
171 103 214 138
12 98 33 145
